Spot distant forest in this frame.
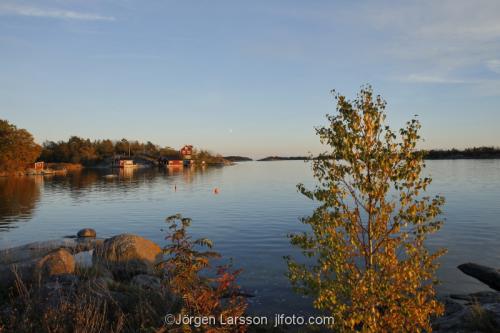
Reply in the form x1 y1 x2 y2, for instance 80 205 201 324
256 147 500 162
40 137 179 165
39 137 223 166
423 147 500 159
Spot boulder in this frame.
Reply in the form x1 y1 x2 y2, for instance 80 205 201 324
0 238 102 265
433 291 500 333
73 250 93 268
432 297 467 332
77 228 96 238
34 249 75 282
93 234 162 278
458 263 500 291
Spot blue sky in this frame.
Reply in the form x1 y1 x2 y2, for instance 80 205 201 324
1 0 500 158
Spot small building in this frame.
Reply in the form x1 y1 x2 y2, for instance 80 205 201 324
113 158 134 168
32 161 45 171
180 145 193 160
165 159 194 167
158 145 195 168
167 160 184 167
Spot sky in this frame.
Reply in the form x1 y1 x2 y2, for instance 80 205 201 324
1 0 500 158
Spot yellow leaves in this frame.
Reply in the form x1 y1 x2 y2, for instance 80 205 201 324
408 204 417 216
288 86 446 333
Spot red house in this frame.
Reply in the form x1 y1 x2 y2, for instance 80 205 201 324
180 145 193 160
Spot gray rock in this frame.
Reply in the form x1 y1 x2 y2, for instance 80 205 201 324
74 250 93 268
451 291 500 305
0 238 103 265
433 295 500 332
77 228 96 238
442 296 466 315
458 263 500 291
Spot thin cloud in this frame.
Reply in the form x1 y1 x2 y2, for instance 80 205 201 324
0 3 115 21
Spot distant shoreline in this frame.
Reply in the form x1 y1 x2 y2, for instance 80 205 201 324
223 156 253 162
255 147 500 162
424 156 500 160
256 156 500 162
424 147 500 160
257 156 308 161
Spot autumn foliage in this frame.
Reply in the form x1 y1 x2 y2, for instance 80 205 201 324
0 119 41 173
287 86 446 332
161 214 248 333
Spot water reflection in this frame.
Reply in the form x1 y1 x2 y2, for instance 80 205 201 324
0 166 221 231
4 161 499 315
0 176 41 230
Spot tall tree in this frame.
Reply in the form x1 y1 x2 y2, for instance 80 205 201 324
287 87 445 332
0 119 41 172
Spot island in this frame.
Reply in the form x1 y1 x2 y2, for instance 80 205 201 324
223 156 253 162
258 156 309 161
423 147 500 159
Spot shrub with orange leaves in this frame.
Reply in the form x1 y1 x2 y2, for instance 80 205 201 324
161 214 247 333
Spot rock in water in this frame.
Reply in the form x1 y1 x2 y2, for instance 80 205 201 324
0 238 102 265
77 228 97 238
93 234 162 278
34 249 75 281
458 263 500 291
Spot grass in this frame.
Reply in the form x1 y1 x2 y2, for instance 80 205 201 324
0 264 172 333
466 301 499 332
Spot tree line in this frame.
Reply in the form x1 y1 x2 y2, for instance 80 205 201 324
424 146 500 159
0 118 225 172
39 137 180 166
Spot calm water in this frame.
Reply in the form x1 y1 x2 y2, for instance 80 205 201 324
1 160 500 314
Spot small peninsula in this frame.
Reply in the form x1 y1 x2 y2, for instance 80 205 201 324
258 156 309 161
223 156 253 162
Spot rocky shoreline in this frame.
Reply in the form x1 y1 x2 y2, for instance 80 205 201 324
434 263 500 332
0 229 172 332
0 229 164 288
2 231 500 332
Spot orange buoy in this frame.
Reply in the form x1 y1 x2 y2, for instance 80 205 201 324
213 187 219 194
